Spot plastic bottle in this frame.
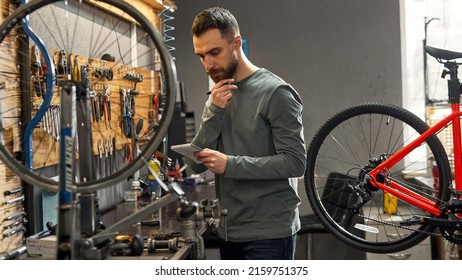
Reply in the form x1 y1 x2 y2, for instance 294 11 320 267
131 180 141 203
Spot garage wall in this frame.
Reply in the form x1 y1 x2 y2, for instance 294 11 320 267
170 0 402 214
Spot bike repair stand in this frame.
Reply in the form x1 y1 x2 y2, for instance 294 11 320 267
56 81 80 260
76 65 103 239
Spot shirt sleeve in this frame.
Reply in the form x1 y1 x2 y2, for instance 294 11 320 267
225 85 307 179
187 98 226 173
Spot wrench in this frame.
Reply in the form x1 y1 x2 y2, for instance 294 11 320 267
105 85 112 129
104 139 109 177
4 195 25 206
32 45 43 98
109 138 114 173
42 109 48 134
98 140 103 179
3 187 22 196
53 105 60 141
59 50 67 76
45 109 52 135
2 227 25 239
3 211 26 222
0 245 27 260
112 137 118 171
3 219 27 231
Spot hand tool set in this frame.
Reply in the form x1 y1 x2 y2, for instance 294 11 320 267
0 48 160 255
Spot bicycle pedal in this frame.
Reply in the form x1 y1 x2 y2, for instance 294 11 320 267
400 216 424 226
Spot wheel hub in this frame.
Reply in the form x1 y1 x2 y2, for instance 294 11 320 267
358 155 387 192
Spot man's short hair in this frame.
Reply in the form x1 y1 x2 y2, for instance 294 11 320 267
191 7 240 41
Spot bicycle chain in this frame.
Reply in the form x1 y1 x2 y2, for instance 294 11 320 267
384 177 462 243
357 213 442 238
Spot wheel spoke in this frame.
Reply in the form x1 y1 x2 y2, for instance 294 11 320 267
305 103 451 253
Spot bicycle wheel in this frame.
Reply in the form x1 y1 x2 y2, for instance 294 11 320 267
0 0 176 192
305 103 452 253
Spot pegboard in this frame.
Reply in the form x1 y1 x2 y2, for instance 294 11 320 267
29 50 159 168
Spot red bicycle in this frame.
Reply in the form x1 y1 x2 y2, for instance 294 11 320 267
305 45 462 253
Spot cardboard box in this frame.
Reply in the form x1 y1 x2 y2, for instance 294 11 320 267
26 231 56 258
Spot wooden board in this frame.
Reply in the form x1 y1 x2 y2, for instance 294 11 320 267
0 2 25 253
30 52 159 167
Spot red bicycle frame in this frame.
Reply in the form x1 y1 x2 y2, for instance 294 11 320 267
368 102 462 217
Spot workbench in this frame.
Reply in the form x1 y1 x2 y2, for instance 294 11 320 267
16 181 216 260
101 182 216 260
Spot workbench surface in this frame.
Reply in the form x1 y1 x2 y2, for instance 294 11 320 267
101 182 216 260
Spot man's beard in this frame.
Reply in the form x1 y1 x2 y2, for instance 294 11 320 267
207 55 238 84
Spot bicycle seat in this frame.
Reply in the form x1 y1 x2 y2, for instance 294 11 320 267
425 45 462 61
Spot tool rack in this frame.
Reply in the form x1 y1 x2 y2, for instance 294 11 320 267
29 50 159 168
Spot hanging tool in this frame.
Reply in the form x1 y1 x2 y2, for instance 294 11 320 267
89 90 97 122
120 89 132 137
2 227 26 239
50 105 60 142
140 122 158 140
4 195 25 206
68 53 72 77
102 87 110 130
53 105 61 141
123 142 132 163
104 139 110 177
81 65 90 91
0 245 27 260
109 139 114 173
135 118 143 141
98 140 103 179
104 85 112 129
3 219 27 231
129 89 139 115
3 211 26 222
98 89 104 121
53 51 59 77
48 106 56 141
149 93 159 125
59 49 68 78
102 95 109 129
112 137 118 171
45 108 52 136
3 187 22 197
31 45 43 98
72 55 80 81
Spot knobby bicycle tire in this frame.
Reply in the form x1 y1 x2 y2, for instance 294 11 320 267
0 0 176 192
305 103 451 253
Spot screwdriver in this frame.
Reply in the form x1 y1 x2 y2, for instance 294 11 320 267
135 118 144 141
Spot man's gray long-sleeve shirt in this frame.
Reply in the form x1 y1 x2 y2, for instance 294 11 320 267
189 68 306 242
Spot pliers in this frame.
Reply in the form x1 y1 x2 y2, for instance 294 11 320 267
123 142 132 163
